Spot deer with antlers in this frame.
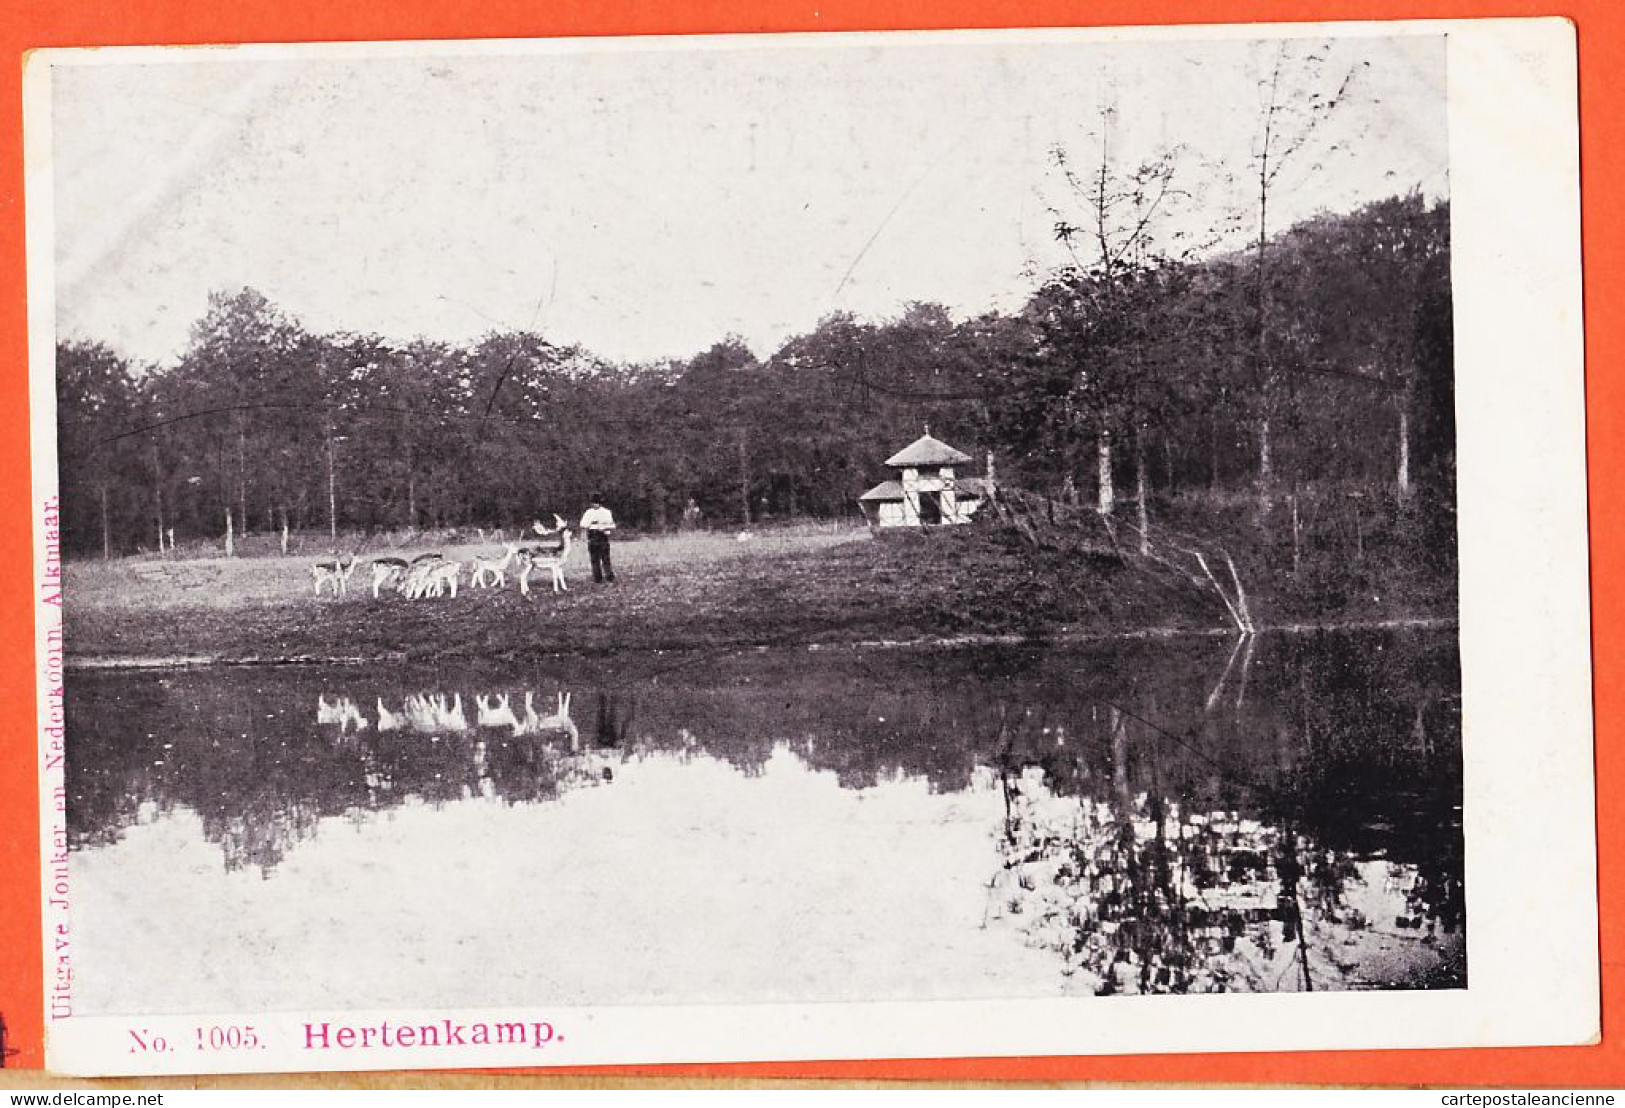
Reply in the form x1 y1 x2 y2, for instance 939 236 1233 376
518 530 574 596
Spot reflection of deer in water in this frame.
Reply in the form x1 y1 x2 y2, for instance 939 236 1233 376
369 690 576 742
475 693 521 731
376 698 407 732
402 692 469 733
433 693 469 731
514 691 579 748
316 694 370 733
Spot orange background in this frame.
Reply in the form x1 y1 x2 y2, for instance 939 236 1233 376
0 0 1611 1088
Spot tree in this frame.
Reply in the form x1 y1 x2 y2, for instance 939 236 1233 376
56 341 142 557
52 194 1452 567
1263 193 1449 499
679 337 761 524
169 288 310 548
1018 106 1193 546
1245 40 1364 515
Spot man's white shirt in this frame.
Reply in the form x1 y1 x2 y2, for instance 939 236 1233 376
581 506 616 532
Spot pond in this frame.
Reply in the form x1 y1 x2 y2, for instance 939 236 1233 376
65 628 1464 1014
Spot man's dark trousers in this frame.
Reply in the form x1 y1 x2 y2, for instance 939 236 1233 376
588 531 614 583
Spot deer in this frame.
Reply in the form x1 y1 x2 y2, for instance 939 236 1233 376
312 552 361 597
517 530 573 596
469 542 521 589
369 557 410 598
397 559 439 599
422 559 462 598
400 555 461 599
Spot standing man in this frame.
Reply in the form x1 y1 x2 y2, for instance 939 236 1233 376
580 493 617 584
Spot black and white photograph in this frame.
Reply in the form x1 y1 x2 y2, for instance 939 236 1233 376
27 21 1596 1074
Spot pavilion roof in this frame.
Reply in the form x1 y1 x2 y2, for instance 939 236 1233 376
884 433 973 468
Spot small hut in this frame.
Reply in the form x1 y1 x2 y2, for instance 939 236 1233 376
858 431 994 528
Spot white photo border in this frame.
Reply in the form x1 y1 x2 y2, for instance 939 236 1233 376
25 16 1596 1076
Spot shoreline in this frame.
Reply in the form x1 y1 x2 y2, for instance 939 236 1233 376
63 615 1460 671
61 522 1460 673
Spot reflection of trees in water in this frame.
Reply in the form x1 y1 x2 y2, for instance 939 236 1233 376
983 634 1466 994
65 677 174 850
69 676 374 875
67 629 1464 938
988 765 1463 993
483 730 614 804
206 799 322 876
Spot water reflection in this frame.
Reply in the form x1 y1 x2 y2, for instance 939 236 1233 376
65 629 1464 993
989 768 1460 993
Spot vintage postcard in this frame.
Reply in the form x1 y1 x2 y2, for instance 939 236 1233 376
25 18 1593 1076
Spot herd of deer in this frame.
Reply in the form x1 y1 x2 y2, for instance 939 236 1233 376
311 516 575 600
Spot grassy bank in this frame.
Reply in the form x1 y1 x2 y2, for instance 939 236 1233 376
63 521 1191 663
63 511 1456 665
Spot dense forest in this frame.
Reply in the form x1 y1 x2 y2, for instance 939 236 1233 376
56 192 1452 565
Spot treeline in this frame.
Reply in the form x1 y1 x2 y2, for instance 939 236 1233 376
57 193 1452 558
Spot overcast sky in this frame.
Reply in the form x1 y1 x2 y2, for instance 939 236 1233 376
46 30 1447 368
